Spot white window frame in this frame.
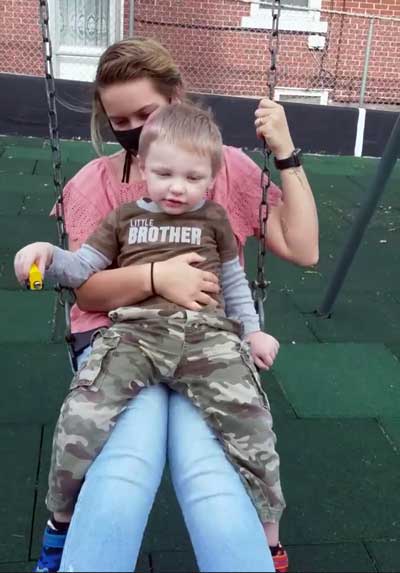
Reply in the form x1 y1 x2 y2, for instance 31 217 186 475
48 0 124 79
241 1 328 34
275 86 330 105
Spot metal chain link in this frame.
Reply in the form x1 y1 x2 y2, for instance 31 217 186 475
252 0 281 330
39 0 77 371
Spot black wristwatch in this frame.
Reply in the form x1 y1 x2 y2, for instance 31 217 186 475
274 148 303 170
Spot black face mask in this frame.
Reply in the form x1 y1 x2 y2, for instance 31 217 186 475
111 124 144 156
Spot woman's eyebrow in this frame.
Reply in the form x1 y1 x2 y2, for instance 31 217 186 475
109 104 158 121
138 103 159 114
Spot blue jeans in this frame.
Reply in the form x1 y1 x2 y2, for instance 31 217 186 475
60 347 274 572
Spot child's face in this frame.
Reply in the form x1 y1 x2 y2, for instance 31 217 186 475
142 140 214 215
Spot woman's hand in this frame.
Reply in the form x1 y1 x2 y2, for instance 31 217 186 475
154 252 220 311
14 242 54 284
255 98 295 159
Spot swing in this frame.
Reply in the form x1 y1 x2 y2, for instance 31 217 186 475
35 0 282 373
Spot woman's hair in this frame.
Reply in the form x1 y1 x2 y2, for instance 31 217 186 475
138 103 223 177
91 37 185 153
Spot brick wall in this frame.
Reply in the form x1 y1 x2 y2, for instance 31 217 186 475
0 0 399 105
0 0 43 76
133 0 400 105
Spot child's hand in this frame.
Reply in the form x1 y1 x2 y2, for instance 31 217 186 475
14 242 54 285
244 331 280 370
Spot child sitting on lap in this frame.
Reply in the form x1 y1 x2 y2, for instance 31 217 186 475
15 103 286 567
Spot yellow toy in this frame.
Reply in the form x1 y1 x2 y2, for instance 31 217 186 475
28 264 43 290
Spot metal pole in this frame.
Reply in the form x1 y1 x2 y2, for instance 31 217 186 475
317 114 400 317
359 18 374 106
129 0 134 37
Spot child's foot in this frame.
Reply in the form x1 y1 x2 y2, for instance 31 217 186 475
34 522 68 573
270 542 289 573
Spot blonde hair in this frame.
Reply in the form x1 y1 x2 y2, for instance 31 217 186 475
91 37 185 154
138 103 223 177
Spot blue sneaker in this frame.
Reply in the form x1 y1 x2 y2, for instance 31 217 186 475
33 524 67 573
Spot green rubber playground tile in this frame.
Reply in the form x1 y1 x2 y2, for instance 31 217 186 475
0 343 70 424
55 140 97 163
348 173 400 202
3 146 53 161
273 343 400 418
261 371 297 419
366 541 400 573
0 215 58 251
294 291 400 343
34 159 83 180
151 551 197 572
287 543 376 573
342 202 400 232
259 291 317 343
385 342 400 360
277 418 400 544
0 173 53 194
243 247 317 341
0 136 45 148
0 291 56 343
311 174 363 209
304 155 380 177
316 205 351 244
21 189 54 215
0 563 36 572
32 159 55 177
0 157 36 175
318 239 400 293
0 190 25 215
379 418 400 451
0 424 42 562
62 161 87 182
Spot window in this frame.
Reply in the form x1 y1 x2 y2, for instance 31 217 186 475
48 0 123 80
261 0 309 7
241 0 328 34
275 87 330 105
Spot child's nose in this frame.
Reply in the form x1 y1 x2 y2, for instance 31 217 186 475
169 181 185 195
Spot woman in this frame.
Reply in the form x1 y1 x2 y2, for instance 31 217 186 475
37 37 318 573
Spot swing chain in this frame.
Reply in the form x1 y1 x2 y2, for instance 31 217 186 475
39 0 77 371
252 0 281 330
268 0 281 101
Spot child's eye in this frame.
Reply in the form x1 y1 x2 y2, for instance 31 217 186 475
187 175 201 182
156 171 171 177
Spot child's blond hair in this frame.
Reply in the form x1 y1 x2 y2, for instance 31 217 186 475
139 103 223 177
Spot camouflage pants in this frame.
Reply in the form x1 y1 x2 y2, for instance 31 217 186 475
47 308 286 523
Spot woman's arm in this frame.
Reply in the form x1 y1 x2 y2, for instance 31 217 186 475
75 251 220 313
255 98 319 267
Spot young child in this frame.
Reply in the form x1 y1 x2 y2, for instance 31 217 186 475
15 103 287 569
